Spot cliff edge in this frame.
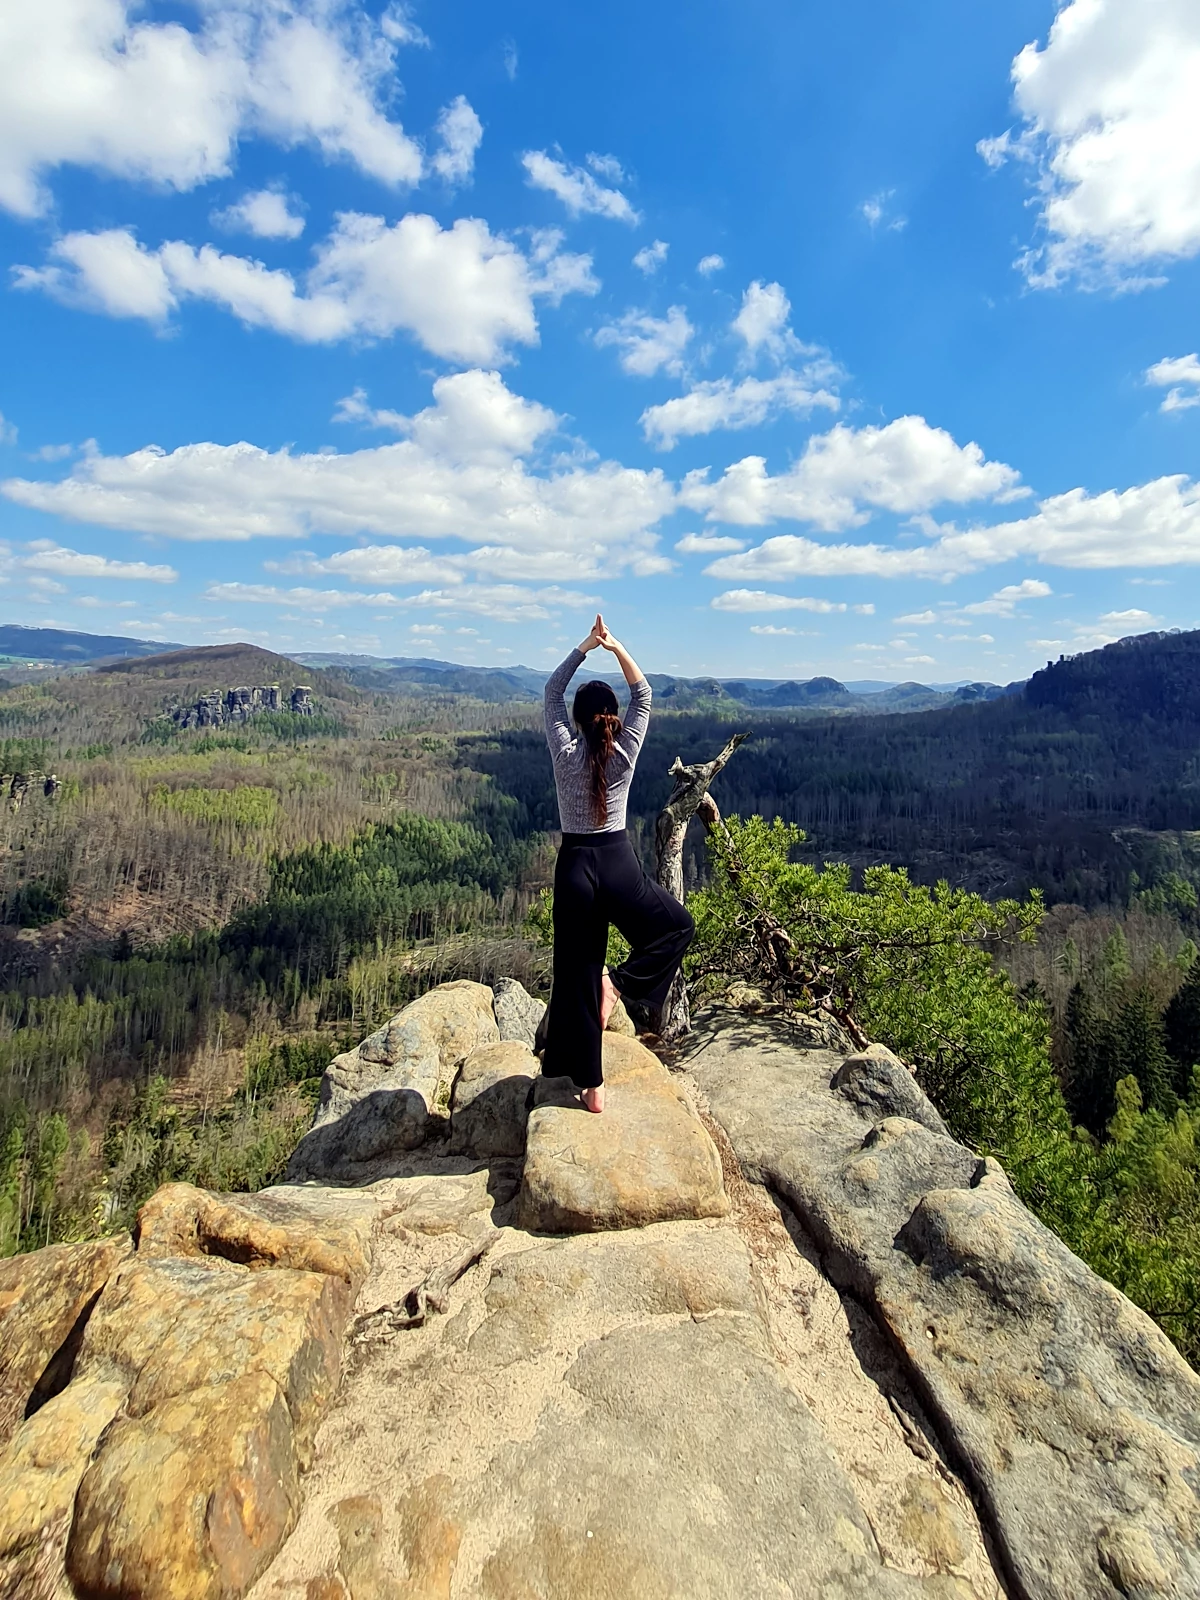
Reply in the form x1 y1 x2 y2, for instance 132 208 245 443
1 980 1197 1599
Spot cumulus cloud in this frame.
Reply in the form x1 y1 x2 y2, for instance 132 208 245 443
674 533 746 554
749 624 798 635
705 471 1200 580
632 239 669 275
213 186 305 239
980 0 1200 286
683 416 1025 532
16 214 598 364
0 0 434 218
430 95 483 183
960 579 1052 615
732 280 803 360
1146 353 1200 412
640 369 840 450
710 589 847 614
1100 607 1155 625
697 254 725 276
20 540 177 582
595 307 692 378
521 150 640 223
2 369 675 578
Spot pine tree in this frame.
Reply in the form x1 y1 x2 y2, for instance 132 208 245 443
1111 986 1177 1115
1064 982 1116 1134
1165 959 1200 1093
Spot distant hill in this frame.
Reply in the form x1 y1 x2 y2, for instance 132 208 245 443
458 628 1200 907
0 623 182 664
98 643 315 685
292 650 1015 715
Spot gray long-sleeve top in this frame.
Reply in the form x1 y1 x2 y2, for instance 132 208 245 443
543 648 652 833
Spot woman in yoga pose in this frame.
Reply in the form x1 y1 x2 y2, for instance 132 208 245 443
541 614 694 1112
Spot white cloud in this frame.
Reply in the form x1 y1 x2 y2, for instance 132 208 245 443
17 213 597 363
213 187 305 239
860 190 906 232
749 624 797 636
1099 607 1155 624
1146 353 1200 412
430 96 483 184
732 281 801 361
710 590 847 614
632 239 669 275
706 469 1200 580
595 307 692 378
960 578 1053 615
640 369 840 450
206 582 398 610
21 541 177 582
684 416 1024 532
521 150 640 224
0 414 16 446
401 584 598 621
674 533 746 554
697 254 725 276
895 609 938 625
410 623 445 635
980 0 1200 286
0 0 429 219
502 39 518 80
2 369 675 577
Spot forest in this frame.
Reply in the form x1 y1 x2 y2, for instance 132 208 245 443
1 630 1199 1359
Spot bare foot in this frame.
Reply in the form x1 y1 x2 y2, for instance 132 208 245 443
600 970 619 1031
581 1084 605 1114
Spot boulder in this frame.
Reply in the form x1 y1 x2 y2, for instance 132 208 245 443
832 1044 951 1138
77 1255 350 1466
491 977 545 1050
518 1034 728 1232
686 1012 1200 1600
0 1235 130 1449
134 1181 375 1292
67 1372 299 1600
448 1040 538 1158
287 981 499 1178
0 1376 126 1586
451 1316 943 1598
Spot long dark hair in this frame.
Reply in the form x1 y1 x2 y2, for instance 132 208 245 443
573 679 622 825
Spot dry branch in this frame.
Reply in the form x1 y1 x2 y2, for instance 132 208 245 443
351 1227 497 1343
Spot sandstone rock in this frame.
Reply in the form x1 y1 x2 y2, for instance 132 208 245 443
454 1315 939 1598
468 1221 764 1369
832 1044 950 1138
77 1255 350 1466
67 1372 299 1600
0 1235 130 1449
381 1167 502 1236
518 1034 728 1233
448 1040 537 1158
605 993 636 1036
491 977 545 1050
0 1376 126 1580
287 982 499 1178
686 1012 1200 1600
135 1182 375 1292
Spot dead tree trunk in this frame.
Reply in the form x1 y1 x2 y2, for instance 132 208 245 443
639 733 748 1041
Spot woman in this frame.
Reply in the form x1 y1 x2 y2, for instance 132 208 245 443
541 614 694 1112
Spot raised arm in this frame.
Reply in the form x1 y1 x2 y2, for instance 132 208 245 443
595 616 651 758
543 618 602 760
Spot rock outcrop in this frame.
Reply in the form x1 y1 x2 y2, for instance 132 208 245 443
2 978 1198 1600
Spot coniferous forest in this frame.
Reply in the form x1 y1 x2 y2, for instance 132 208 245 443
3 629 1200 1359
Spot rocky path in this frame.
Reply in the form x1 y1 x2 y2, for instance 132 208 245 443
3 979 1198 1599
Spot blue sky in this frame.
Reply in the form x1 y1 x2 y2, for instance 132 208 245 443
0 0 1197 682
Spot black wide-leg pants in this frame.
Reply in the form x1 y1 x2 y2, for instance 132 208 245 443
542 829 695 1089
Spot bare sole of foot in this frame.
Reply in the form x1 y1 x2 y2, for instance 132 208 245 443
581 1085 605 1114
599 970 619 1031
